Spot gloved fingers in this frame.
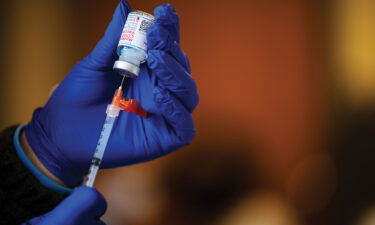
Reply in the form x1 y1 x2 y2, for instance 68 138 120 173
82 1 131 71
75 186 108 217
154 4 180 43
24 187 107 225
54 186 107 218
147 22 190 72
153 86 195 145
148 50 198 113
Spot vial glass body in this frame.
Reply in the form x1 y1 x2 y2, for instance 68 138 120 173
113 11 154 77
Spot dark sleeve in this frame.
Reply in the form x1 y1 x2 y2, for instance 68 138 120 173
0 126 65 225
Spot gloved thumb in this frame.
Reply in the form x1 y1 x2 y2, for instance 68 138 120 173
83 1 131 71
25 186 107 225
48 186 107 222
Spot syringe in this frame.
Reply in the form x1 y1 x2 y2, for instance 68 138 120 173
84 78 147 187
85 86 123 187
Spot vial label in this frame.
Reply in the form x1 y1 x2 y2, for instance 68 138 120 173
119 12 154 52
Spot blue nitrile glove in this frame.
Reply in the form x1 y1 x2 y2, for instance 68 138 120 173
25 186 107 225
25 1 198 186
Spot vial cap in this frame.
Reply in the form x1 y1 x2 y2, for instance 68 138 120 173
113 60 140 77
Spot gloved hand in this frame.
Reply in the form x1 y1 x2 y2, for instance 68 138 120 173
25 1 198 186
25 186 107 225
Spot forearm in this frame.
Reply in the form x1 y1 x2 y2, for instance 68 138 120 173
0 126 65 224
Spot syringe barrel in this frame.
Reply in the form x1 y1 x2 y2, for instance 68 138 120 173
85 104 119 187
85 164 99 187
106 104 121 117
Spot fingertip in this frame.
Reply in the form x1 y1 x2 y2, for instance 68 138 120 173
72 186 98 201
180 122 195 146
112 0 132 27
120 0 132 16
191 92 199 112
85 0 131 70
154 4 178 22
74 186 107 215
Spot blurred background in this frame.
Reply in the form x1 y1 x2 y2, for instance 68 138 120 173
0 0 374 224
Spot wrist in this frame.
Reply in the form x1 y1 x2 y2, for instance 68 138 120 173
20 130 66 186
25 108 84 186
14 125 72 194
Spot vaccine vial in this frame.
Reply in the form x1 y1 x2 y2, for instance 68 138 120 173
113 11 154 77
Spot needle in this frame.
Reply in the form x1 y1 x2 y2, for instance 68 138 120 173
120 75 126 89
